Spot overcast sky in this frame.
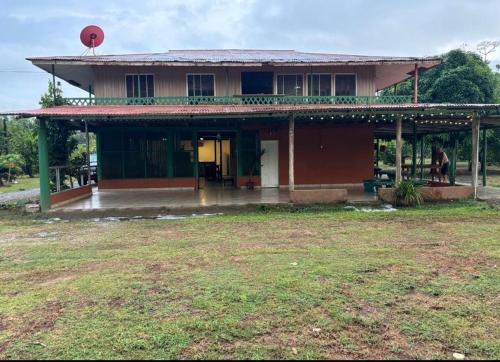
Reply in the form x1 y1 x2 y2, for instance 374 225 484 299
1 0 499 111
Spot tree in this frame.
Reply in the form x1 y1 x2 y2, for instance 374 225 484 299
40 81 77 188
0 117 8 155
383 49 496 104
476 40 500 63
382 49 500 165
0 154 23 184
7 118 38 177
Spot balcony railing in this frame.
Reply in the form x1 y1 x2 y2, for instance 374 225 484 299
64 95 413 107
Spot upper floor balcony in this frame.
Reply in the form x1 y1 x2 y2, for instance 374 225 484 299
64 95 413 106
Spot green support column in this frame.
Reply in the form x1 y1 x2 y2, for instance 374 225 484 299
420 135 424 180
37 118 51 211
167 130 174 178
411 122 417 180
482 128 487 186
375 138 379 168
96 130 102 182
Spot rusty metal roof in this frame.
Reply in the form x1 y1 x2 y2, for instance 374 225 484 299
4 103 499 119
27 49 441 66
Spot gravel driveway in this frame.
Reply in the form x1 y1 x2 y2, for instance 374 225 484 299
0 188 40 204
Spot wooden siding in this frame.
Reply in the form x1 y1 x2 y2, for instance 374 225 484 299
93 65 376 98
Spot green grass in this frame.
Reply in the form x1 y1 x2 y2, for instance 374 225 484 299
0 202 499 359
0 176 39 193
486 175 500 187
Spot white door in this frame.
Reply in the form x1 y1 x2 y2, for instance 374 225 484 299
261 140 279 188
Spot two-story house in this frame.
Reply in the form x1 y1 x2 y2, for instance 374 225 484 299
5 49 499 211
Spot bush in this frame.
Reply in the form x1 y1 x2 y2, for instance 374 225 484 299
0 154 23 184
394 181 424 207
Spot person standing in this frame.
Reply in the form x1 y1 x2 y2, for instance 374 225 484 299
437 147 450 183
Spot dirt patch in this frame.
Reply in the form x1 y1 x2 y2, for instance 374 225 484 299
0 300 64 354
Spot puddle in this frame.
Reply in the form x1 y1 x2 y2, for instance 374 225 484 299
90 213 224 222
344 204 397 213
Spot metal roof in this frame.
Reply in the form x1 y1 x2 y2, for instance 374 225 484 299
27 49 441 66
4 103 499 118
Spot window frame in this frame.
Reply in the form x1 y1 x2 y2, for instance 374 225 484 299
275 74 304 96
239 71 275 96
334 73 357 97
306 73 333 96
186 73 217 97
125 73 155 98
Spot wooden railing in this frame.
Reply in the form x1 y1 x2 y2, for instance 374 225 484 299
64 95 413 106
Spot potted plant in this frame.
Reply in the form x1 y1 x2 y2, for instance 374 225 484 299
394 180 424 207
246 149 265 190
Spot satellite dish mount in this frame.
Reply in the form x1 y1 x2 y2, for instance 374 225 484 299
80 25 104 56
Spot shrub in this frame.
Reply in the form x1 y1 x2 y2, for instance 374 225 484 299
0 154 23 184
394 181 424 207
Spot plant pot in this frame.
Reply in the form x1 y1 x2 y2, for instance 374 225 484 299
246 180 255 190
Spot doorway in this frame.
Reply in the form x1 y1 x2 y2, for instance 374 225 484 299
261 140 279 188
197 132 236 189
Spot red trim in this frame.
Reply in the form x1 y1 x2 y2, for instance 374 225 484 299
98 178 195 189
51 185 92 205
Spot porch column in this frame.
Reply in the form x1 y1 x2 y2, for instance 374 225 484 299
482 127 487 186
395 116 402 184
420 135 425 180
411 122 417 179
288 114 295 191
38 118 51 211
375 138 379 168
471 115 480 199
85 120 91 186
449 133 458 185
413 63 419 104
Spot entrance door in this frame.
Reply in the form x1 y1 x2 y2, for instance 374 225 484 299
261 140 279 188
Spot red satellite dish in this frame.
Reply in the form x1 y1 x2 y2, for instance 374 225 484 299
80 25 104 54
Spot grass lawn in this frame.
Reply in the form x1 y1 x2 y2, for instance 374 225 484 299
0 202 499 359
487 175 500 187
0 176 39 193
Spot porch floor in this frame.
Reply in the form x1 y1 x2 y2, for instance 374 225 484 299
52 186 378 212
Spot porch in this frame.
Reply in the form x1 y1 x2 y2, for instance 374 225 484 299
50 185 377 212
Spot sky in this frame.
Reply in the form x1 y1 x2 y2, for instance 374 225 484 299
1 0 499 111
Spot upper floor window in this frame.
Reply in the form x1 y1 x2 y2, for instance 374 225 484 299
126 74 154 98
277 75 303 96
307 74 331 96
187 74 215 96
335 74 356 96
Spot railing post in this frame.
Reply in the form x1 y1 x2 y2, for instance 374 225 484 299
38 118 51 211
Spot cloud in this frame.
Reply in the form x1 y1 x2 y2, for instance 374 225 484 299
0 0 499 111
